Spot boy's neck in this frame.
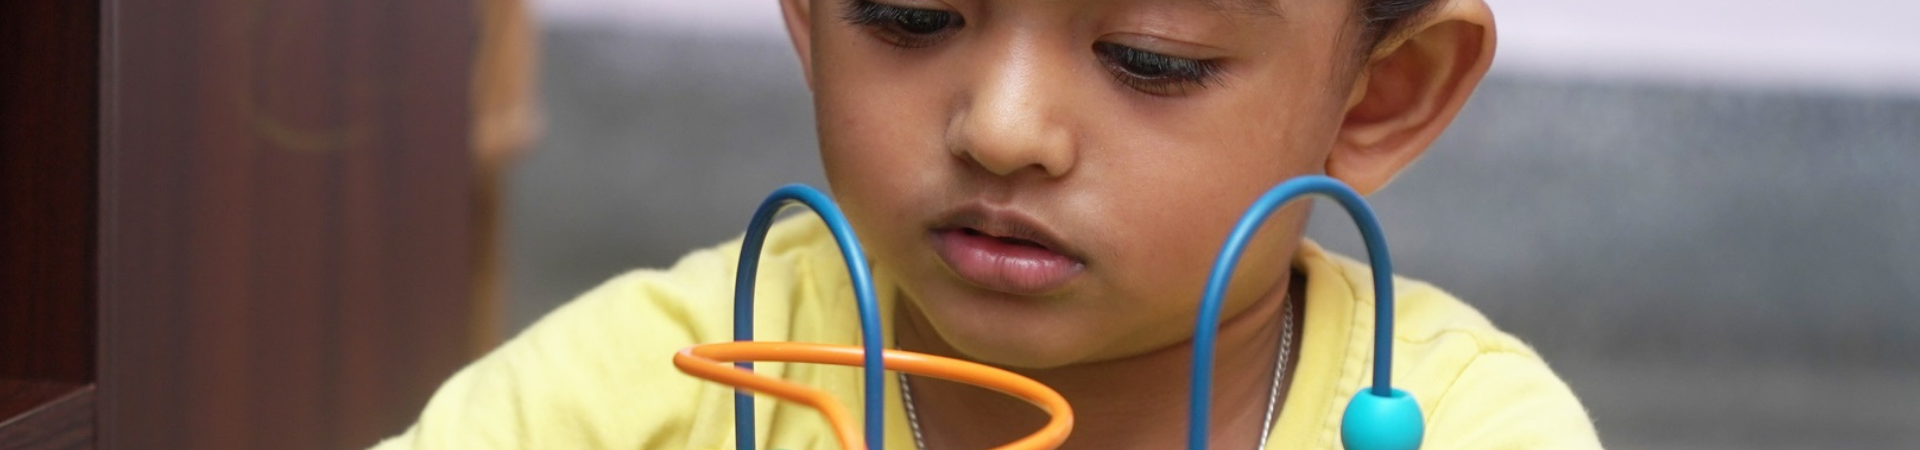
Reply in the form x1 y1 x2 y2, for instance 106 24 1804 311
894 271 1304 450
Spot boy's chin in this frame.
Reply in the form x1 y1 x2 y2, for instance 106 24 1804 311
914 300 1111 370
940 332 1093 370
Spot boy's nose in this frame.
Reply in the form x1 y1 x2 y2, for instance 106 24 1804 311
948 41 1077 179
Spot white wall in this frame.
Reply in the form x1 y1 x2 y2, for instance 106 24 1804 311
534 0 1920 95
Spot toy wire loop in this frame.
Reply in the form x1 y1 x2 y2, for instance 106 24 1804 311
690 179 1415 450
699 184 1074 450
1187 176 1420 450
729 185 886 450
674 342 1073 450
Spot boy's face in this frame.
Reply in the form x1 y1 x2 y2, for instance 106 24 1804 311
796 0 1368 368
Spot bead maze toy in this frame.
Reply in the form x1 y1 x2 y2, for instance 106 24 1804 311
673 176 1422 450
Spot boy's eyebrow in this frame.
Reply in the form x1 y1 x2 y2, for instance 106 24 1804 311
1198 0 1285 18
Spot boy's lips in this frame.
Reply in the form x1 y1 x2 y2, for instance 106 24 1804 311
927 207 1086 296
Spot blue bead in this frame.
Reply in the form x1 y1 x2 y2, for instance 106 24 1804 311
1340 388 1424 450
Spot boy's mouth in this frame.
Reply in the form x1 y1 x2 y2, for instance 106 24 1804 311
927 209 1085 296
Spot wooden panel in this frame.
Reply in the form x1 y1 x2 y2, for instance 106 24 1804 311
98 0 477 448
0 0 99 386
0 381 94 450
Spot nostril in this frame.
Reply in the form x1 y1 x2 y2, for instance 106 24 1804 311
950 94 1077 178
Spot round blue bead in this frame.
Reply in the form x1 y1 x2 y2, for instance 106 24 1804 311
1340 388 1424 450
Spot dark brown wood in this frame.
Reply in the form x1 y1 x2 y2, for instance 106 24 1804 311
1 0 478 446
96 0 478 448
0 381 94 450
0 0 100 386
0 0 102 444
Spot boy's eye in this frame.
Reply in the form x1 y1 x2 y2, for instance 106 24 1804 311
843 0 964 49
1093 42 1224 96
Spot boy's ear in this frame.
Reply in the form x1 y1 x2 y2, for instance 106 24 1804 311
779 0 817 90
1329 0 1495 195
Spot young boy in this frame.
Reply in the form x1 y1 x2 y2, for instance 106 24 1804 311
375 0 1602 448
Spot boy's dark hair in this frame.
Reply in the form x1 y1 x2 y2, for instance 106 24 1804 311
1359 0 1439 50
1201 0 1439 54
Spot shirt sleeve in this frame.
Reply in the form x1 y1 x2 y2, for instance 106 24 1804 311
369 247 737 450
1422 351 1605 449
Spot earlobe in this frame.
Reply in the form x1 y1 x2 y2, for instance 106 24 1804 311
1328 0 1496 194
780 0 818 90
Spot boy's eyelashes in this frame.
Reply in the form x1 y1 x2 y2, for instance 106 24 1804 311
1092 42 1225 96
842 0 964 49
840 0 1224 96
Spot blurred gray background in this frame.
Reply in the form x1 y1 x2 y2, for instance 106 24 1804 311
507 1 1920 448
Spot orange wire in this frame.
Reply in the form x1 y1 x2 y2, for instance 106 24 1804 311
673 342 1074 450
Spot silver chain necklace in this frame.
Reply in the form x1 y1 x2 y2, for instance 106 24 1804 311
899 295 1293 450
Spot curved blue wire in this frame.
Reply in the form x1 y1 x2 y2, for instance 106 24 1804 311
732 184 886 450
1187 176 1397 450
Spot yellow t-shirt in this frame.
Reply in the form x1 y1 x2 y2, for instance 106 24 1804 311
373 216 1602 449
